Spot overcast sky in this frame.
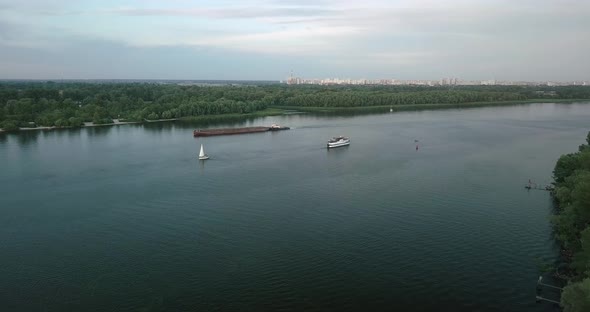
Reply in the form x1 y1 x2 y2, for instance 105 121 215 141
0 0 588 81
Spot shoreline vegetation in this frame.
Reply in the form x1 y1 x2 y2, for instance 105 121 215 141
1 81 590 133
2 108 287 132
551 131 590 311
3 100 587 133
273 98 590 114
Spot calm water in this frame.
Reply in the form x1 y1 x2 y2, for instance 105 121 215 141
1 103 589 312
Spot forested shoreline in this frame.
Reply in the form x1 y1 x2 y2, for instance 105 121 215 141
551 132 590 311
1 81 590 131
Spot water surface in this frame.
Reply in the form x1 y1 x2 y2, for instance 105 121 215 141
2 103 589 311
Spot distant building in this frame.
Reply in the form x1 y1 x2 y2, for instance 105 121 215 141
284 73 588 87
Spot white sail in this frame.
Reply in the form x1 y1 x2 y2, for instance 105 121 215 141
199 144 209 160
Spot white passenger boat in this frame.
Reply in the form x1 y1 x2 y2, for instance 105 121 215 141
327 136 350 148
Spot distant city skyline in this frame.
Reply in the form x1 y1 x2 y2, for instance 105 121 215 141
0 0 589 81
284 75 589 86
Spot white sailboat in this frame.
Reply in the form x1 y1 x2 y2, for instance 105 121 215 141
198 144 209 160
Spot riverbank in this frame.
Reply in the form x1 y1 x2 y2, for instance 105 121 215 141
144 118 179 123
3 82 590 134
272 98 590 114
549 132 590 310
0 108 286 133
12 119 142 132
178 107 286 122
1 101 588 133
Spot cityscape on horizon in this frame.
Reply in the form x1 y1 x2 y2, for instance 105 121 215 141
285 74 590 87
2 76 589 88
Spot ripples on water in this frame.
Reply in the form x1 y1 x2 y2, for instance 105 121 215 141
1 103 588 311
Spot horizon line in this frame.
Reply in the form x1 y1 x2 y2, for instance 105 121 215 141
1 78 589 83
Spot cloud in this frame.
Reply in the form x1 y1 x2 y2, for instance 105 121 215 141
132 25 363 56
107 7 339 19
0 0 589 80
0 37 293 80
0 20 66 50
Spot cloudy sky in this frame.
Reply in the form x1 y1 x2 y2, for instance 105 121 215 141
0 0 588 81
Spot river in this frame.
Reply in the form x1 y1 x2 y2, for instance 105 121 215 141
1 102 589 311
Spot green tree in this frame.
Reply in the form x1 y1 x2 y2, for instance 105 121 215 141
561 278 590 312
1 120 19 131
552 171 590 249
572 227 590 276
554 153 582 184
2 82 590 127
68 117 82 127
146 112 159 120
54 118 67 128
92 106 110 124
580 131 590 152
35 113 55 127
161 110 173 119
552 134 590 312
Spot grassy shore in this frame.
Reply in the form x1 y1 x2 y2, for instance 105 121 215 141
0 109 286 133
178 107 286 122
2 100 588 133
271 98 590 114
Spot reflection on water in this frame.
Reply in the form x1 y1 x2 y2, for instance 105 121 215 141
179 115 261 128
64 128 83 139
198 158 206 172
15 131 40 146
326 145 349 154
85 126 112 137
142 122 177 133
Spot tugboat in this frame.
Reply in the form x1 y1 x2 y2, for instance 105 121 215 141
327 136 350 148
268 124 290 131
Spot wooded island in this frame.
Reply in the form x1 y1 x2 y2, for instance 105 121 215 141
1 81 589 131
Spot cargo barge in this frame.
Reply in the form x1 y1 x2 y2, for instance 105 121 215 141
193 124 289 137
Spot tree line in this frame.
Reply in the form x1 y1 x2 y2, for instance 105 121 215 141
1 81 590 131
552 131 590 311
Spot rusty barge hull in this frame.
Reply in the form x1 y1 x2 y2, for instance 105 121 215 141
194 127 272 137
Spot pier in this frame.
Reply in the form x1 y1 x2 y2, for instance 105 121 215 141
535 276 562 306
525 180 554 191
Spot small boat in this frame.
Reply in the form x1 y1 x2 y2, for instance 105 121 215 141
268 124 290 131
327 136 350 148
198 144 209 160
